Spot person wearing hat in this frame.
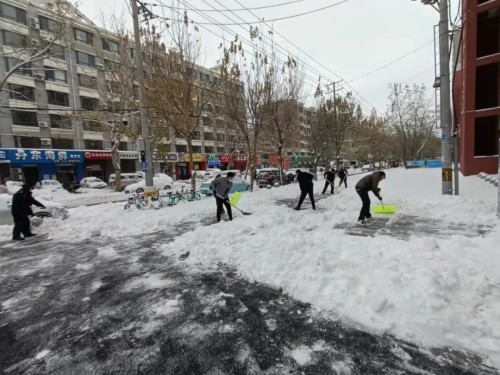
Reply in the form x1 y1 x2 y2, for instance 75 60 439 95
11 180 46 241
211 172 235 222
354 171 385 225
322 168 336 194
294 169 316 210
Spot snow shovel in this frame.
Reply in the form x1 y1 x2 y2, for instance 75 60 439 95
216 193 252 215
373 201 397 215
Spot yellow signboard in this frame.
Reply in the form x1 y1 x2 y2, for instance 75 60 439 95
182 153 206 162
442 168 452 182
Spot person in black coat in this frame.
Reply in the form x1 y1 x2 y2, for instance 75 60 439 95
354 171 385 224
338 167 348 188
294 170 315 210
322 168 336 194
11 181 45 241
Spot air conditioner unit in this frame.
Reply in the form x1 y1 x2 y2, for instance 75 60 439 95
34 74 45 81
31 39 40 48
96 63 105 71
41 138 52 146
30 17 39 29
38 121 48 128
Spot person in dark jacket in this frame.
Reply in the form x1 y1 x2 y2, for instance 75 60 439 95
11 181 45 241
338 167 348 188
211 172 235 222
212 173 225 215
322 168 336 194
354 171 385 224
294 170 315 210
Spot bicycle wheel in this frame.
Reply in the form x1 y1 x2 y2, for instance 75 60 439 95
124 203 131 210
193 193 201 200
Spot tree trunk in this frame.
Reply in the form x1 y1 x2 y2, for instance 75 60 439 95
111 135 121 192
277 144 283 185
187 137 195 190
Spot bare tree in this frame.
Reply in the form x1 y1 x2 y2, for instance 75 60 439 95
0 0 73 91
307 97 334 177
386 83 436 161
144 9 215 189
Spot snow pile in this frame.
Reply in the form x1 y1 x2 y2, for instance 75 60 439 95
161 169 500 368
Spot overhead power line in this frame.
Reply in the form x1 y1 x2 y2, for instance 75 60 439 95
346 40 434 84
175 0 305 12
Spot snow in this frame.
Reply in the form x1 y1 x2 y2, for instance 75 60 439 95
35 350 50 360
1 167 499 368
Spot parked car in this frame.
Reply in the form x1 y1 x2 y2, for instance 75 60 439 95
109 172 143 190
202 169 222 181
361 164 373 172
80 177 108 189
39 180 64 191
256 168 282 188
200 176 249 196
221 169 242 178
124 175 174 194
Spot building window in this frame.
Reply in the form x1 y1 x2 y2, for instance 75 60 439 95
127 48 134 59
47 91 69 106
17 136 41 148
39 16 60 32
2 30 28 47
102 38 119 53
203 117 212 127
5 58 31 77
78 74 97 89
474 116 499 156
51 138 74 149
193 131 201 140
74 28 93 45
176 145 187 153
50 45 65 60
76 51 95 67
217 147 225 153
192 146 202 153
49 114 72 129
0 3 26 24
203 132 213 141
84 140 103 150
81 96 99 110
8 84 34 101
45 67 67 83
83 121 102 131
205 146 214 153
12 110 37 126
119 142 128 151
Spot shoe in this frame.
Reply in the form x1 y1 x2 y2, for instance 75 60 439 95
13 237 25 241
25 233 37 237
365 217 374 222
357 219 367 225
312 207 316 210
293 207 300 211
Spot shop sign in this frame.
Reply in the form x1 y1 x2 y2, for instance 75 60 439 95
182 153 206 162
234 154 247 161
119 151 139 160
166 153 179 162
0 150 10 163
84 151 112 160
220 154 233 163
208 153 220 162
4 149 83 164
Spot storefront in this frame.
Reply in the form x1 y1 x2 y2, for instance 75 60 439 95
118 151 139 173
177 153 207 180
220 154 248 171
162 153 179 179
0 148 84 185
207 153 222 168
84 150 139 181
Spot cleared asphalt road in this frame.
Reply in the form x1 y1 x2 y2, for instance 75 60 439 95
0 224 497 374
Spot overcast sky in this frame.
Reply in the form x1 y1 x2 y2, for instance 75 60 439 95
78 0 460 114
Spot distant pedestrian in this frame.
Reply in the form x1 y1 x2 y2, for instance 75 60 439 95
322 168 336 194
11 180 45 241
294 170 315 210
355 171 385 225
211 172 235 222
338 167 348 188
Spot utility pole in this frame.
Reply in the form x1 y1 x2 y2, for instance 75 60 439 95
497 138 500 219
131 0 154 188
328 80 342 168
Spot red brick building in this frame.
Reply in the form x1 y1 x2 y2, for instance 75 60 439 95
454 0 500 175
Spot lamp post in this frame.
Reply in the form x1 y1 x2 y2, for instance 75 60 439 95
413 0 454 195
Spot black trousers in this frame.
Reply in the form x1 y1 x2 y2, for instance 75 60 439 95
13 215 31 239
297 186 315 209
338 177 347 188
214 195 225 213
216 197 232 222
356 188 371 221
322 180 334 194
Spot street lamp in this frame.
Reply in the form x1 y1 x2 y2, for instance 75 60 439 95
412 0 454 195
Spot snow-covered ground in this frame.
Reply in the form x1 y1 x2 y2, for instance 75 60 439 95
1 168 499 368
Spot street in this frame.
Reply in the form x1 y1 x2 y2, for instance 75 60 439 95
0 227 495 374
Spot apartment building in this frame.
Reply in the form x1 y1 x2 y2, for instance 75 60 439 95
0 0 245 183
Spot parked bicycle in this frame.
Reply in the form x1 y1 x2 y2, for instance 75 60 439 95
124 192 146 210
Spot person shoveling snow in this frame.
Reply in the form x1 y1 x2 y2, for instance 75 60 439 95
211 172 235 222
294 170 316 211
355 170 385 225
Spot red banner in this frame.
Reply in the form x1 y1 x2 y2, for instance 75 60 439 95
84 151 112 160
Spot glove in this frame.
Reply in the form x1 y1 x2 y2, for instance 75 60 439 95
378 196 382 201
40 205 46 209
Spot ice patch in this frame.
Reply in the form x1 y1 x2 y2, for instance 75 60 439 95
123 273 174 292
150 298 180 316
97 246 117 259
35 349 50 359
75 263 93 271
331 360 353 374
288 346 312 366
90 280 103 292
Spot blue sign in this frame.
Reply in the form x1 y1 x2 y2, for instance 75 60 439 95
441 134 446 141
1 149 83 164
142 161 147 171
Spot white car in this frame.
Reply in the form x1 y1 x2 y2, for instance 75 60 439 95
5 181 23 195
221 170 242 178
80 177 108 189
124 175 174 194
40 180 64 191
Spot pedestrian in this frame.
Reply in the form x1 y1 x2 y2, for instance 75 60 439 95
322 168 336 194
338 167 348 188
354 171 386 225
294 170 316 210
11 180 46 241
212 173 225 215
211 172 235 222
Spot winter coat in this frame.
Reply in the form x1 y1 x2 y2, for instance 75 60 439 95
297 171 314 190
211 177 233 199
323 170 336 182
355 171 384 199
338 168 348 179
11 185 45 217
